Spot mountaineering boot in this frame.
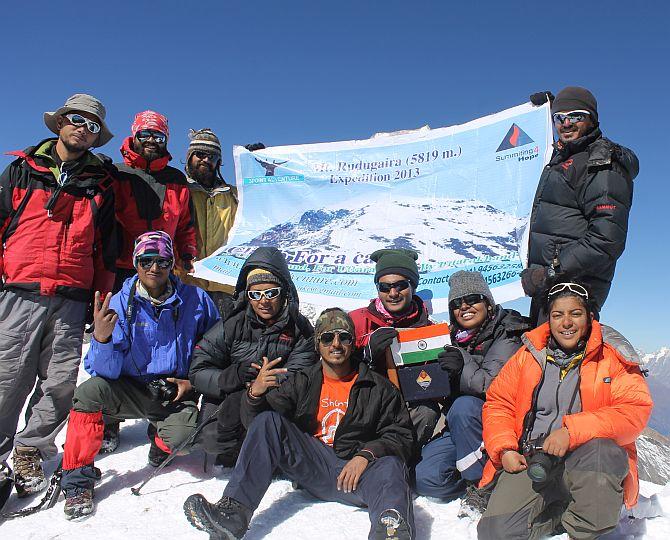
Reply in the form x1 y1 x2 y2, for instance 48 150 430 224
184 494 252 539
374 509 412 540
0 461 13 511
457 481 488 520
63 487 94 520
147 424 170 467
12 446 47 497
99 422 120 454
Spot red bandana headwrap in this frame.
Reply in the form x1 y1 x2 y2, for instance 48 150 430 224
131 110 169 139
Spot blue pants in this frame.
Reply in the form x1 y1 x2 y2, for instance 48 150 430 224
224 411 415 540
414 395 485 499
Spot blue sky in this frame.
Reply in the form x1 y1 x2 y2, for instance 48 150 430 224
1 1 668 351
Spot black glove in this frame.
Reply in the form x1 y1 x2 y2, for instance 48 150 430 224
181 254 194 272
367 327 398 367
236 361 259 384
529 91 555 106
244 142 266 152
438 346 464 375
520 266 550 297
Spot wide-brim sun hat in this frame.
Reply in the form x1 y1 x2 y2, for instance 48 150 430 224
43 93 114 148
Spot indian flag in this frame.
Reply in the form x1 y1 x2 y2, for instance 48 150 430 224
390 324 451 366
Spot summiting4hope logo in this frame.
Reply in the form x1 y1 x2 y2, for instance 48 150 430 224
495 123 539 163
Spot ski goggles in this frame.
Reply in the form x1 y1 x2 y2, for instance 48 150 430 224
377 279 411 294
319 330 354 346
547 282 589 300
552 111 590 125
137 257 173 270
136 130 167 144
450 293 487 310
64 113 101 134
247 287 282 301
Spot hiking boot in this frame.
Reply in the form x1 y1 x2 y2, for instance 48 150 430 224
12 446 47 497
457 482 488 520
183 494 252 539
99 422 120 454
64 487 94 520
374 509 412 540
147 424 170 467
0 461 13 511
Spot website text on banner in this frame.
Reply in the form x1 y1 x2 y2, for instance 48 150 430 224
194 102 552 312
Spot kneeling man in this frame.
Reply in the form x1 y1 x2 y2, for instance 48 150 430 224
184 308 417 540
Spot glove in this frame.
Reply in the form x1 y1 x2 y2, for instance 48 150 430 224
520 266 550 297
367 327 398 367
438 346 464 375
244 142 266 152
529 91 555 106
236 361 259 384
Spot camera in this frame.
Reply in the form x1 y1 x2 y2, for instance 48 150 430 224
146 378 178 402
522 436 558 483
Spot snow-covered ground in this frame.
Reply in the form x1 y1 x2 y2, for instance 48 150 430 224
2 352 668 539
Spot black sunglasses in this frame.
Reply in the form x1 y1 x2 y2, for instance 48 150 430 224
377 279 411 294
552 112 590 125
450 293 487 310
319 331 354 346
138 257 172 270
192 150 218 161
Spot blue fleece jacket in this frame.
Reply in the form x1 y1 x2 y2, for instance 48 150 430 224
85 275 220 380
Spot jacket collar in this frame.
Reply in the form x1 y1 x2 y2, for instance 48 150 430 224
523 320 604 366
305 360 377 386
551 127 602 163
120 136 171 172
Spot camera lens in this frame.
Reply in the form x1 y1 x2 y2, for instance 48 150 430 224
526 453 554 483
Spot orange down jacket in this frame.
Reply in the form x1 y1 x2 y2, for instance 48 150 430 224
480 320 652 508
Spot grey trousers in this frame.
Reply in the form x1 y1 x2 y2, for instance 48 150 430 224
0 288 86 461
478 439 629 540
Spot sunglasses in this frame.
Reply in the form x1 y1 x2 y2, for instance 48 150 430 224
547 282 589 300
377 279 411 294
137 257 173 270
64 113 101 134
192 150 218 161
136 130 167 144
319 330 354 346
247 287 282 301
552 111 590 125
450 293 487 310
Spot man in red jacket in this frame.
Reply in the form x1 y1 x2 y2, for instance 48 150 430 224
0 94 116 508
112 110 197 292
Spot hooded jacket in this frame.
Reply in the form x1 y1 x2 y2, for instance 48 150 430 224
177 177 237 294
85 274 219 381
189 247 316 400
453 305 529 399
480 320 653 508
0 139 116 299
528 129 639 310
113 137 197 270
242 361 416 463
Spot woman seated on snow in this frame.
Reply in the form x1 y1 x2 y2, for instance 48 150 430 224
414 270 529 516
477 279 653 540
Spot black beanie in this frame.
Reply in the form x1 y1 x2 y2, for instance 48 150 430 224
371 249 420 288
551 86 598 124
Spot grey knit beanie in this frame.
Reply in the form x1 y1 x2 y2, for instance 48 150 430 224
448 271 495 307
187 128 222 163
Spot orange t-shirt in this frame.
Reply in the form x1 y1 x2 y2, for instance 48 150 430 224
314 371 358 446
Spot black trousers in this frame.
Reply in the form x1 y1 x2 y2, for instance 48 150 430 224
223 411 415 540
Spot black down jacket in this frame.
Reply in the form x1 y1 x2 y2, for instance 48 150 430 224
528 128 639 310
189 247 316 400
454 306 529 400
242 361 416 463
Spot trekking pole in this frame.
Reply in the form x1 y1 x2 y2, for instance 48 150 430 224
131 403 223 496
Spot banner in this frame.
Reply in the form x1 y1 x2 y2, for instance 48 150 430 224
195 102 552 313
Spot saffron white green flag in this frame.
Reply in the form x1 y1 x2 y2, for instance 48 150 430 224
390 324 451 366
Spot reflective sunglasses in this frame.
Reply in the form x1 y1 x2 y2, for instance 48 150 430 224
319 330 354 346
137 257 173 270
450 293 487 310
547 282 589 300
136 130 167 144
64 113 101 134
192 150 218 161
552 111 590 125
247 287 282 301
377 279 411 294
